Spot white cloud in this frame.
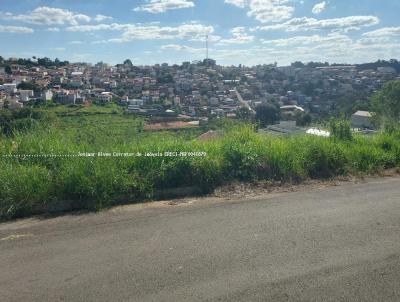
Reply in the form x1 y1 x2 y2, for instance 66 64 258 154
359 27 400 45
225 0 247 8
69 41 84 45
213 35 400 66
1 6 91 26
254 16 379 32
66 23 124 32
122 23 215 42
71 53 91 62
161 44 205 53
218 27 254 44
134 0 195 14
67 22 217 43
225 0 294 23
261 33 351 47
358 36 392 45
47 27 60 32
0 25 34 33
362 27 400 37
94 14 113 22
312 1 326 15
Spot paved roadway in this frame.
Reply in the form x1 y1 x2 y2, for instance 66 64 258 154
1 177 400 302
234 87 255 114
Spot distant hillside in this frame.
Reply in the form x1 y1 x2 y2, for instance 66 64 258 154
356 59 400 73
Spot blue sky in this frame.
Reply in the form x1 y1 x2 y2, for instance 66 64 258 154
0 0 399 66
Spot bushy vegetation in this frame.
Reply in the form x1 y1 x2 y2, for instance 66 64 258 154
0 108 57 136
17 81 43 92
329 119 353 141
1 115 400 221
255 103 280 126
370 81 400 126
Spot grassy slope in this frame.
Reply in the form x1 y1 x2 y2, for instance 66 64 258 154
1 113 400 220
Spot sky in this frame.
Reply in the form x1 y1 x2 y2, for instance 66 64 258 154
0 0 400 66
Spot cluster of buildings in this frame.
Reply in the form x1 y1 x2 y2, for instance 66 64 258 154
238 64 399 116
1 57 399 126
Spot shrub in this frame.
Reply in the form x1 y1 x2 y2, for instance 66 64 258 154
221 125 263 180
301 137 348 178
330 119 353 141
0 164 53 220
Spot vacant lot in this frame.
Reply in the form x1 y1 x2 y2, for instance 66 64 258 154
1 109 400 220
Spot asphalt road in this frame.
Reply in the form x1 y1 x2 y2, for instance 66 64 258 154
1 177 400 302
234 87 255 114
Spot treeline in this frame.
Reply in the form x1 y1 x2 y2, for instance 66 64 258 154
291 61 330 68
357 59 400 73
290 59 400 72
0 55 69 69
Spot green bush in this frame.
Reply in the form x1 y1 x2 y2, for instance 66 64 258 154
221 125 263 180
301 137 348 178
330 119 353 141
0 164 53 219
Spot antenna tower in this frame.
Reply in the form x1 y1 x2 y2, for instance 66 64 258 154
206 34 209 59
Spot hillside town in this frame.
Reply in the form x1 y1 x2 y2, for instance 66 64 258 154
1 56 399 128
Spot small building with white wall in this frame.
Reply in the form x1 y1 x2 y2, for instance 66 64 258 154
351 111 373 129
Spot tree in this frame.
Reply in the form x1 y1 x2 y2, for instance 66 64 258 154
336 92 369 117
123 59 133 68
295 111 312 126
37 57 51 67
5 66 12 75
255 103 280 127
17 81 42 92
306 61 329 68
0 109 13 135
291 61 305 68
236 107 253 122
370 81 400 125
157 73 174 84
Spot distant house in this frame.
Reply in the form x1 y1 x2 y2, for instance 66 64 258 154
351 111 373 129
3 83 17 94
377 67 397 75
55 90 84 105
98 92 113 103
212 108 225 117
261 121 305 136
128 99 144 107
280 105 305 113
55 90 72 104
19 90 34 103
164 109 177 117
42 90 53 101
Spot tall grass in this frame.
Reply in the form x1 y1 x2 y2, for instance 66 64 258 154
1 121 399 221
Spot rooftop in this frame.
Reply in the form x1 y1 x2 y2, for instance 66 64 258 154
353 111 373 117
